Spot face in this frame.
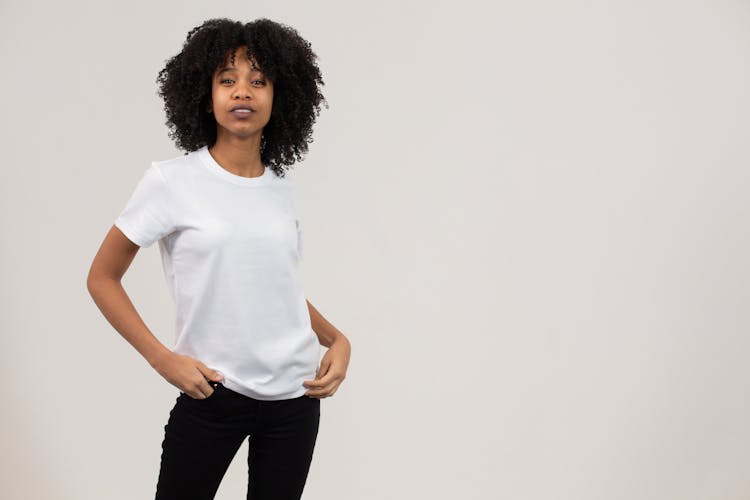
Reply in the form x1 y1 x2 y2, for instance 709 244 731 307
207 46 274 142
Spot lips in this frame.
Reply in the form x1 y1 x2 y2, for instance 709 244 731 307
230 108 254 119
231 105 255 112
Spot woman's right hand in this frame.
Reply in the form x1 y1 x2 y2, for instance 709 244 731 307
152 351 224 399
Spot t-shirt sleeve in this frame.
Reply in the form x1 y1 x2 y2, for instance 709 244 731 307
114 163 177 248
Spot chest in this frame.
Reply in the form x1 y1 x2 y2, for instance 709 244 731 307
167 185 298 260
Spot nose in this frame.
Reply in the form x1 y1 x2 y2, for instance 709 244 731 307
232 81 253 100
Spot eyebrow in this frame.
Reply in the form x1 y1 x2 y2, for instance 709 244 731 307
217 66 263 76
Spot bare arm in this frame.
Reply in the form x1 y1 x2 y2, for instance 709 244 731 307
303 299 351 398
306 299 350 349
86 225 173 366
86 226 222 398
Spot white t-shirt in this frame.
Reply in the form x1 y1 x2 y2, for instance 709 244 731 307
114 145 320 400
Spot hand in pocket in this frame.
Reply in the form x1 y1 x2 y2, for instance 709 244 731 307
153 351 224 399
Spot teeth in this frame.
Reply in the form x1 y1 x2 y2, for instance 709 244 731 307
233 109 252 113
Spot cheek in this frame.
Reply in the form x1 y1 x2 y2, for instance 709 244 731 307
211 88 222 105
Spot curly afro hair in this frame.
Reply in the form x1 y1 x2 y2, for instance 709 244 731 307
156 18 328 176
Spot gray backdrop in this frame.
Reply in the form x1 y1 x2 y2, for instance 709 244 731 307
2 1 749 499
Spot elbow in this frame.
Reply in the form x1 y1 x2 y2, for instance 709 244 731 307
86 267 113 297
86 270 100 297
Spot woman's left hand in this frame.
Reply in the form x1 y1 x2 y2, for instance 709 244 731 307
304 336 351 398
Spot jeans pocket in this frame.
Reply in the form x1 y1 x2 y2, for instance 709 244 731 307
183 381 223 401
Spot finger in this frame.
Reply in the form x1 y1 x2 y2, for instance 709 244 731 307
303 378 324 387
306 380 339 397
310 368 342 387
303 365 327 387
188 388 208 399
194 384 215 399
307 389 331 398
190 374 216 399
196 362 224 383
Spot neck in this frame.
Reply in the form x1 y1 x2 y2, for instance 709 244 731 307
208 134 265 178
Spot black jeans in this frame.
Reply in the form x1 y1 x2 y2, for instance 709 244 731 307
154 382 321 500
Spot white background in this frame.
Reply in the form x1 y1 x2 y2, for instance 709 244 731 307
1 1 749 498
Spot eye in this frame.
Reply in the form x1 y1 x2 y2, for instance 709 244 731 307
220 79 234 84
253 79 265 86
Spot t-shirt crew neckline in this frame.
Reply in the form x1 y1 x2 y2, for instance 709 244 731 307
197 145 273 186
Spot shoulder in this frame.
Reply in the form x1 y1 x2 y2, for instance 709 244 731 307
150 149 202 185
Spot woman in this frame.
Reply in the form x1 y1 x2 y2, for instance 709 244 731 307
86 17 351 500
